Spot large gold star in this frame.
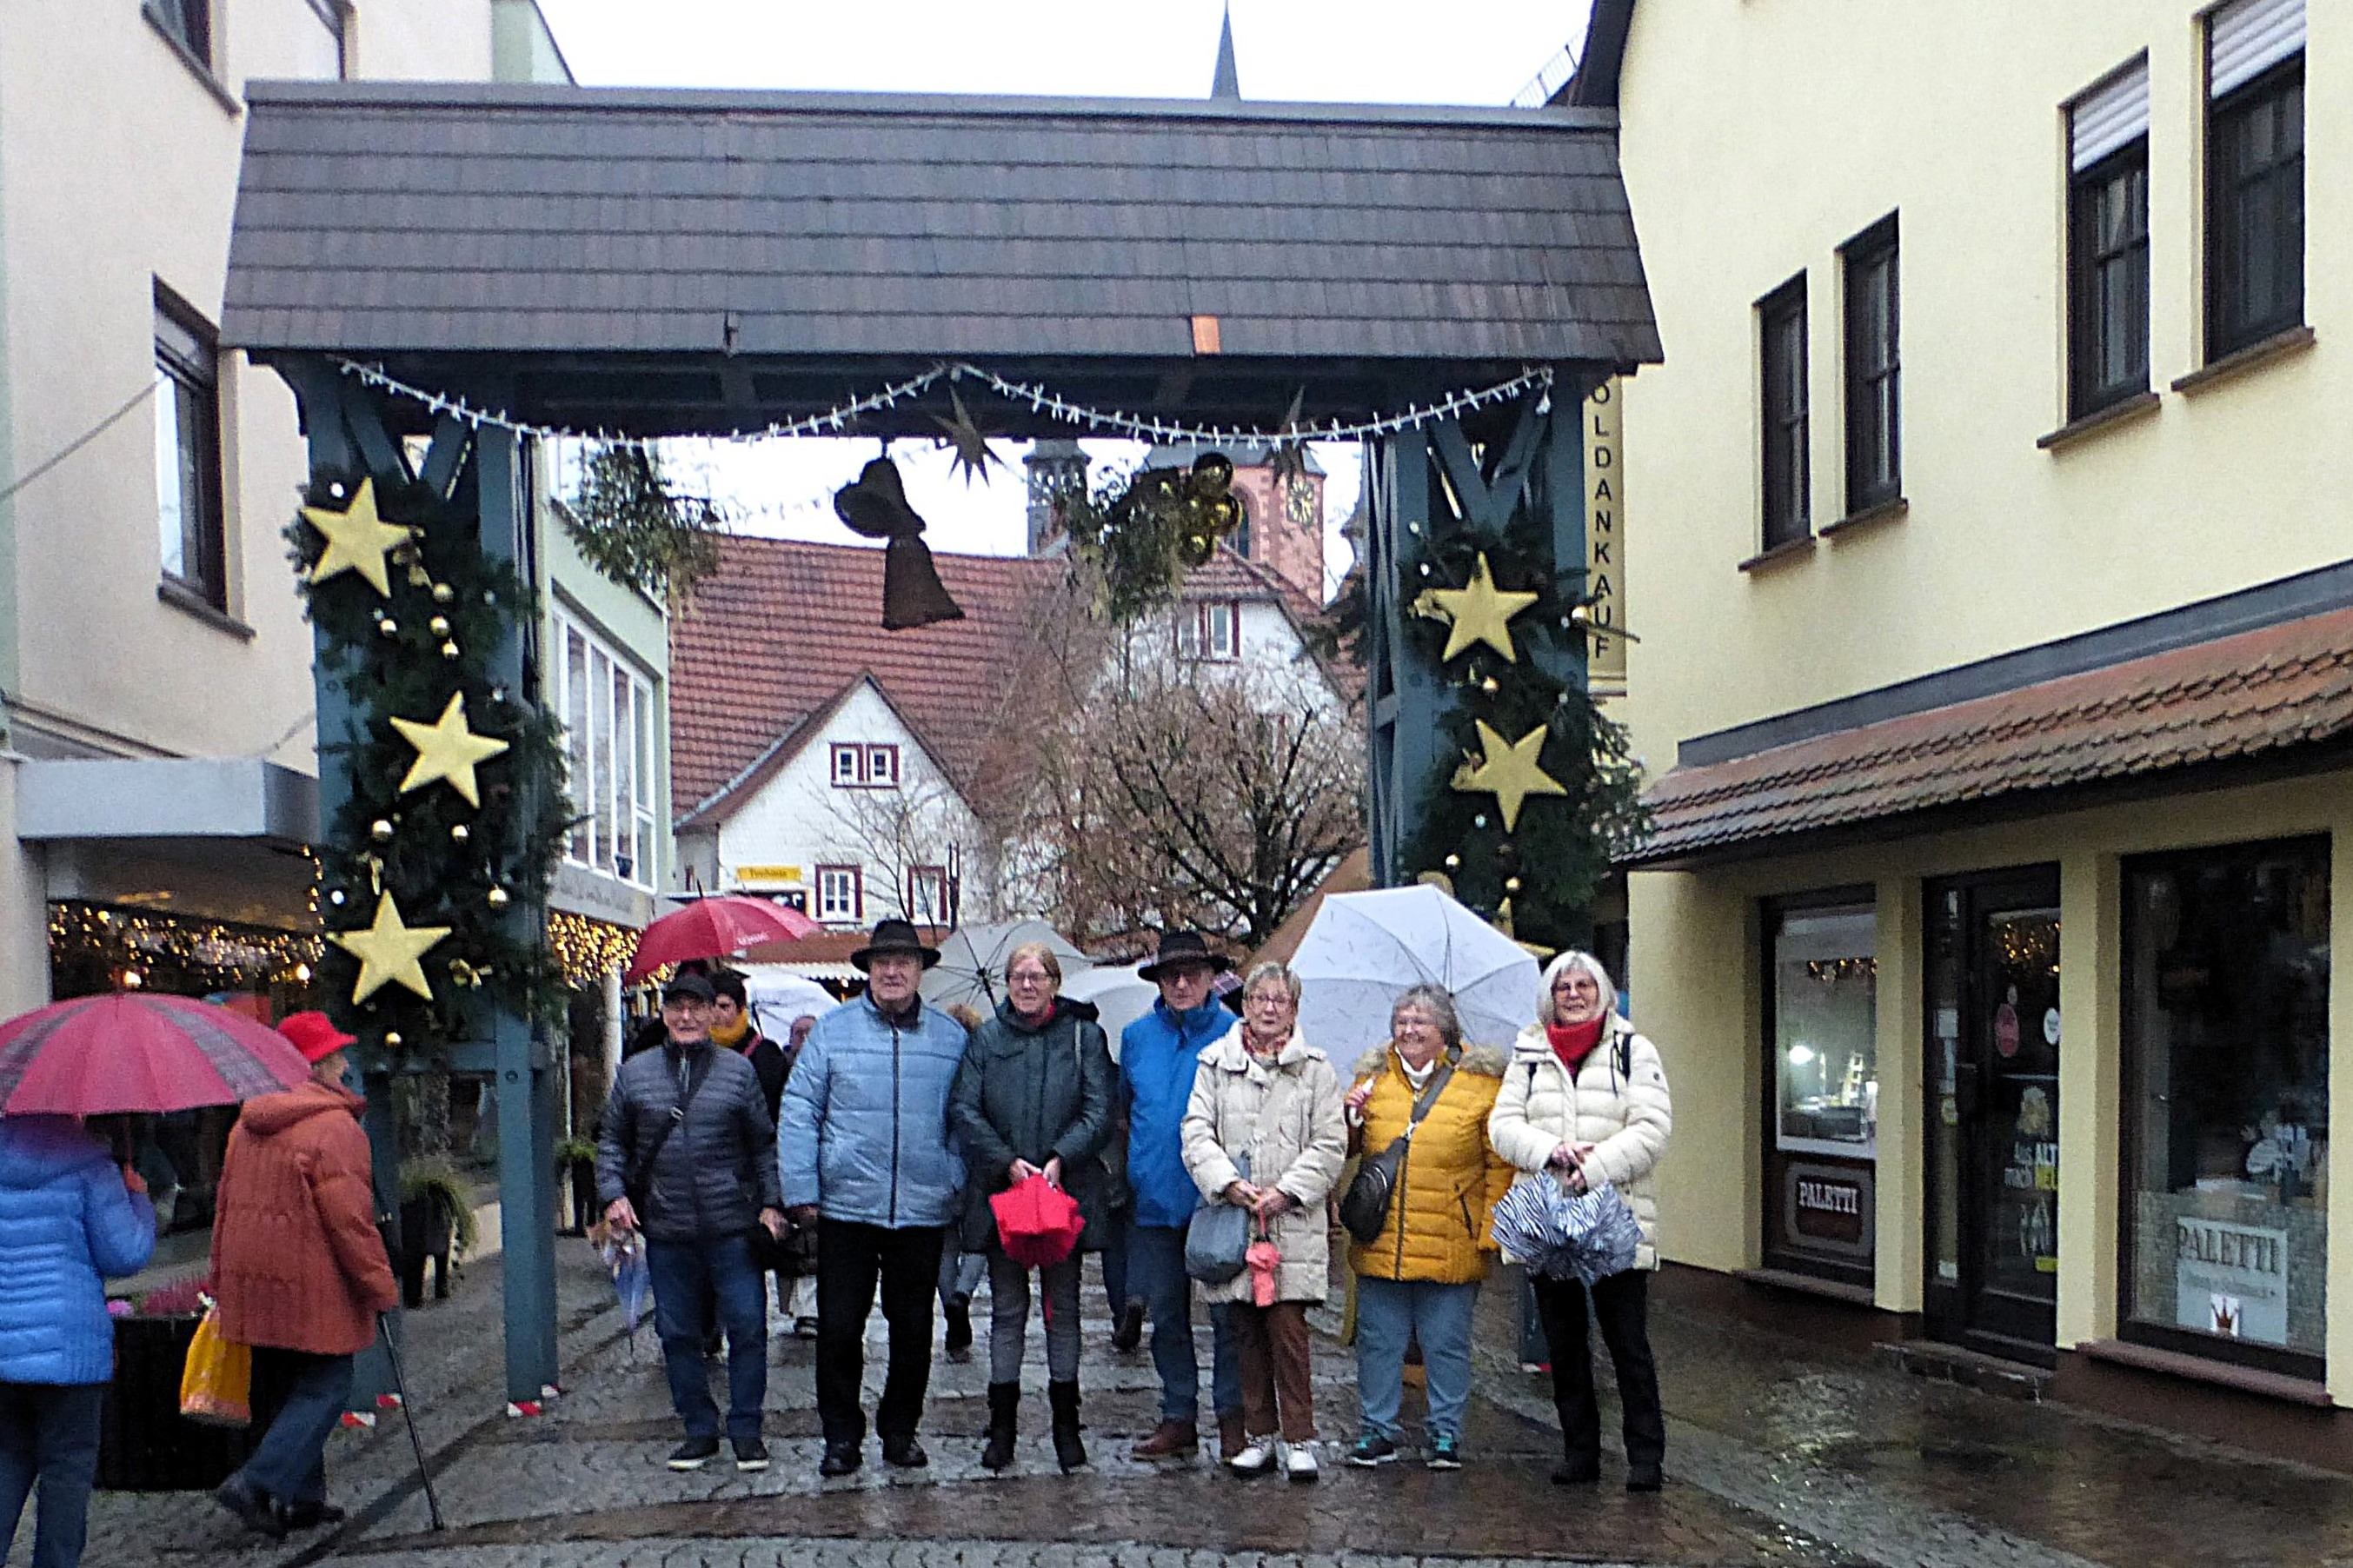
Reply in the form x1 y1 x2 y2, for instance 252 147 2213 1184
389 693 510 807
1452 720 1567 832
301 479 412 598
1421 553 1539 662
329 893 451 1005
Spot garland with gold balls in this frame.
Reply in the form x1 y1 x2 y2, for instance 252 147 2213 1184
289 474 572 1057
1399 506 1647 954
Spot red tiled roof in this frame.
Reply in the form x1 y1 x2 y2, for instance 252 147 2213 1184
669 537 1064 821
1631 607 2353 865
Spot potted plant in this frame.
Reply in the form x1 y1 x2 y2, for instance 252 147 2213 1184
555 1136 601 1233
395 1158 479 1307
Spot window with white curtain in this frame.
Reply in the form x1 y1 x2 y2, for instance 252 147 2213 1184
553 607 657 887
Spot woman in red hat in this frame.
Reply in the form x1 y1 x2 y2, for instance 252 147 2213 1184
209 1012 398 1539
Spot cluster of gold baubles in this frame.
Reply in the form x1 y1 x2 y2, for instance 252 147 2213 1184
1117 453 1244 568
302 479 515 1009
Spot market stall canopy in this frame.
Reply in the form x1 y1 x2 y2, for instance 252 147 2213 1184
219 83 1659 435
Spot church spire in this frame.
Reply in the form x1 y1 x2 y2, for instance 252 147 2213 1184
1211 5 1240 98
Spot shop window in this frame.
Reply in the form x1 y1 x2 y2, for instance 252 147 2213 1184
1840 216 1900 515
155 289 226 608
1763 896 1878 1284
2067 61 2150 418
2204 0 2304 360
1758 276 1809 548
2123 836 2328 1372
815 866 863 922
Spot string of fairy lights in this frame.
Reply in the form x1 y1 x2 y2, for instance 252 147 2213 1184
334 356 1557 451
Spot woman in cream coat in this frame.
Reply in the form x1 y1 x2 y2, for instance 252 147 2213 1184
1487 951 1672 1492
1180 962 1346 1483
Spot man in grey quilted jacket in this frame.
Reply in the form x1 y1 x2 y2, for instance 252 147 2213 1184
597 972 786 1475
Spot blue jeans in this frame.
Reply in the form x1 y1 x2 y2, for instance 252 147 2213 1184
647 1234 768 1443
0 1382 104 1568
1098 1206 1134 1311
1354 1277 1479 1444
238 1349 354 1509
1128 1224 1239 1425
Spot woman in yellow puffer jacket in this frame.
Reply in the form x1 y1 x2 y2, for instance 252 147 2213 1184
1341 984 1515 1471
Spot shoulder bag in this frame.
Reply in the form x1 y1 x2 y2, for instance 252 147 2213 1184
1339 1058 1456 1246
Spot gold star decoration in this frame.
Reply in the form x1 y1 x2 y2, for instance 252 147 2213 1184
389 693 511 807
301 478 413 598
329 893 452 1005
1451 719 1567 832
932 386 1004 485
1415 553 1540 663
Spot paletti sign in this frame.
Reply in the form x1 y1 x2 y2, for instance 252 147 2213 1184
1781 1162 1874 1260
2176 1218 2289 1345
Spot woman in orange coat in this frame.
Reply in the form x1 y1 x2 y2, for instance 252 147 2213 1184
209 1013 399 1539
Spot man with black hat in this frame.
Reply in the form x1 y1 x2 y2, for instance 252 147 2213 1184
596 973 787 1474
777 918 969 1478
1121 930 1247 1460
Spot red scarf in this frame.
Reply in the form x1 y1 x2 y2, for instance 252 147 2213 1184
1546 1017 1605 1073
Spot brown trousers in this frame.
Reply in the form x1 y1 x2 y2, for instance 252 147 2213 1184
1232 1300 1315 1442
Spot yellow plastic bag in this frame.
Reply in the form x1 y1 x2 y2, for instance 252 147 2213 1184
178 1306 251 1427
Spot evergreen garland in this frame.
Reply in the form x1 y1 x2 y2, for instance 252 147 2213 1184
1399 495 1647 953
287 473 572 1057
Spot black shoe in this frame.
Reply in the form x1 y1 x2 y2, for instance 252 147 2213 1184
668 1436 721 1471
733 1435 770 1472
1626 1462 1664 1492
881 1434 929 1469
942 1297 973 1359
1047 1379 1087 1472
819 1442 862 1478
280 1501 346 1531
1346 1432 1399 1467
213 1476 285 1539
981 1382 1020 1472
1551 1455 1600 1485
1110 1298 1145 1352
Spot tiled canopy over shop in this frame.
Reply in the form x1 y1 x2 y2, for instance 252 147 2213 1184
219 75 1658 1402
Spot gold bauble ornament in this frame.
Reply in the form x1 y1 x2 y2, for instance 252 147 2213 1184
1506 876 1523 894
487 886 511 910
450 824 469 843
432 582 454 603
1444 854 1461 869
302 479 412 598
389 692 510 808
1450 720 1568 833
383 1031 402 1048
1480 676 1500 693
377 618 399 638
440 641 460 661
428 616 451 637
329 893 451 1004
369 820 395 842
1413 553 1540 663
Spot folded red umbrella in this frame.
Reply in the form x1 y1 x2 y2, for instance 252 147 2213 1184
0 993 313 1116
990 1173 1086 1269
1246 1230 1283 1307
624 895 821 980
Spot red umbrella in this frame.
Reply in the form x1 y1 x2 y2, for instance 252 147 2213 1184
990 1174 1086 1269
0 993 313 1116
624 895 822 981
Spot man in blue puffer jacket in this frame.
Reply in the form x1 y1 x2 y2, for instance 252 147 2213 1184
0 1115 156 1568
778 919 967 1479
1120 930 1245 1462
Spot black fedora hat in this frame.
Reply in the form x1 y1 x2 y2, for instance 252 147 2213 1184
1137 929 1233 982
850 917 941 973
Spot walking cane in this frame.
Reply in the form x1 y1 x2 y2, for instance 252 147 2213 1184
376 1316 448 1531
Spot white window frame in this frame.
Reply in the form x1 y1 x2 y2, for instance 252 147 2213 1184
1178 601 1242 662
816 865 864 922
829 741 901 789
907 865 947 923
552 605 658 889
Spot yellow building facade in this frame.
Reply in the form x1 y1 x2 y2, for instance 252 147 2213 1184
1607 0 2350 1452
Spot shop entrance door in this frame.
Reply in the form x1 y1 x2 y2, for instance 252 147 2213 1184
1924 867 2063 1365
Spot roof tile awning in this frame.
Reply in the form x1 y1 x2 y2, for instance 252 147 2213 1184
1629 606 2353 866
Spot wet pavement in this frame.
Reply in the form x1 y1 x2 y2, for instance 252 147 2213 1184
36 1243 2353 1568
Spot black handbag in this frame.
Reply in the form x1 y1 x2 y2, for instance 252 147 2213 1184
1339 1059 1455 1246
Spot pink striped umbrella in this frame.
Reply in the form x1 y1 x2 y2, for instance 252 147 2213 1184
0 992 312 1115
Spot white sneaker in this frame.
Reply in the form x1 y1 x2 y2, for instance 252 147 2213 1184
1226 1435 1280 1476
1283 1440 1319 1483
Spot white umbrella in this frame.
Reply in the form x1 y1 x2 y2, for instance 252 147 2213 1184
1290 885 1541 1075
1057 963 1156 1059
920 920 1092 1014
740 967 841 1040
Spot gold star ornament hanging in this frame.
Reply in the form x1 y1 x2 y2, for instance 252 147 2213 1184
1415 553 1539 663
1451 719 1567 832
301 478 413 598
389 693 510 807
329 893 452 1004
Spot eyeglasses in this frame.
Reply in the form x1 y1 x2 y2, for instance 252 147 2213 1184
1008 970 1053 987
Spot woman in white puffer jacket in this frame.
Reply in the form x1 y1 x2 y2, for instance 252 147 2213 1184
1487 951 1671 1492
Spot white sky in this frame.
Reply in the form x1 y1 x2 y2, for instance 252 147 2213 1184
533 1 1593 595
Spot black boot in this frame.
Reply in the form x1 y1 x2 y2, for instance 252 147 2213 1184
942 1294 974 1361
981 1382 1020 1472
1048 1379 1087 1472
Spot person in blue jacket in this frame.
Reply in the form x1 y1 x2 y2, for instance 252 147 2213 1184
1121 930 1245 1462
777 919 968 1479
0 1114 156 1568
